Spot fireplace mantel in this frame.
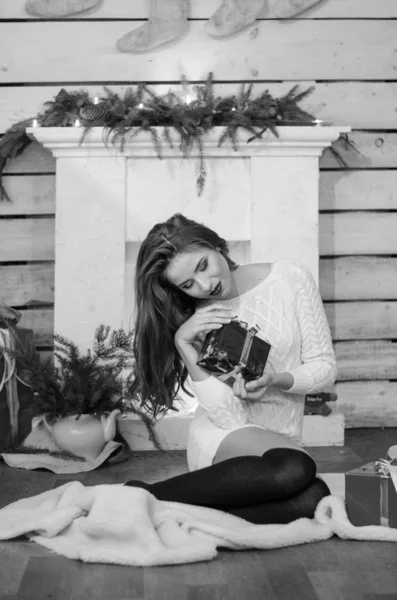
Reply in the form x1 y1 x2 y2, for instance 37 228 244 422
28 126 348 157
28 125 350 351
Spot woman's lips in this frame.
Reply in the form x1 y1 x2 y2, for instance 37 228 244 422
211 282 222 296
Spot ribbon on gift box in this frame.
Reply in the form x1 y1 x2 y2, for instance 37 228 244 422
236 322 260 366
216 322 261 383
374 456 397 527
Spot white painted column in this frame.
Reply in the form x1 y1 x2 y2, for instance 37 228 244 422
54 157 126 351
250 156 320 282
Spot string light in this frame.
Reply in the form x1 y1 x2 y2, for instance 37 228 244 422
93 96 99 105
138 102 154 112
185 94 193 105
231 107 236 112
32 119 39 127
74 119 81 127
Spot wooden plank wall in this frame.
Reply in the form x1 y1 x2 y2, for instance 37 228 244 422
1 0 397 427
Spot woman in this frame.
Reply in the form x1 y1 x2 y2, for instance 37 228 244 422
125 213 337 524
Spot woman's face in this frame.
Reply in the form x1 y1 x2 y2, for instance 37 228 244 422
164 247 236 300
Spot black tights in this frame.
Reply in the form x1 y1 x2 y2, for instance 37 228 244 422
125 447 330 524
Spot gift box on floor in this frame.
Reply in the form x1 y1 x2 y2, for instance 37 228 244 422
345 459 397 528
196 320 271 389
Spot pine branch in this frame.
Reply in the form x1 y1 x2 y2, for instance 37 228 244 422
0 119 34 201
162 126 174 149
2 445 87 461
195 135 207 197
147 127 162 158
237 82 254 108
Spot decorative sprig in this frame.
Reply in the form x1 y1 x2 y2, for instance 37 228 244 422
0 119 33 201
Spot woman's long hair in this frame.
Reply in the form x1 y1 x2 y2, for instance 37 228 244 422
129 213 238 418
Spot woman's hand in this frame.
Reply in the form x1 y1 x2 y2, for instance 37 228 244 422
174 305 235 347
233 372 274 402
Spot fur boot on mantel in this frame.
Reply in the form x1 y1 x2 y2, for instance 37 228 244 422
25 0 100 17
205 0 266 37
273 0 324 19
117 0 189 54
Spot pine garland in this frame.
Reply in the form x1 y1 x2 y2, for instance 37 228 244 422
0 73 333 199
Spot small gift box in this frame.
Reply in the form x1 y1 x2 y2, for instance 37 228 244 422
196 320 271 389
345 456 397 528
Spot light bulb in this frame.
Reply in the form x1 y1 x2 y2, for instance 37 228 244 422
74 119 81 127
93 96 99 105
312 119 323 127
32 119 39 127
138 103 144 109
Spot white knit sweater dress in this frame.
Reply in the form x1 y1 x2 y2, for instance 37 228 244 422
186 260 337 472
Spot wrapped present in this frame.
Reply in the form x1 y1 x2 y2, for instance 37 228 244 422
345 455 397 528
196 320 271 389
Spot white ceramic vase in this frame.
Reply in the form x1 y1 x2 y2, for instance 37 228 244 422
44 409 120 460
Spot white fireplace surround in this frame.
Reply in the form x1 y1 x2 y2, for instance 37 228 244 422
27 124 350 449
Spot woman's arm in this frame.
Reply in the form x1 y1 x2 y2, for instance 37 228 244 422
176 340 249 428
283 261 337 394
271 372 294 391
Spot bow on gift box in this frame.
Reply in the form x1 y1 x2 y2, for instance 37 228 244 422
374 453 397 527
196 319 272 389
375 457 397 488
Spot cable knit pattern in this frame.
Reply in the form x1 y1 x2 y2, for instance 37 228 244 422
285 261 337 394
189 374 249 429
187 260 337 471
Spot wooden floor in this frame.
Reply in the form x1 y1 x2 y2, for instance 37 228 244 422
1 428 397 600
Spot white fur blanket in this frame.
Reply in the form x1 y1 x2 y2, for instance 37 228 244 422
1 481 397 566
